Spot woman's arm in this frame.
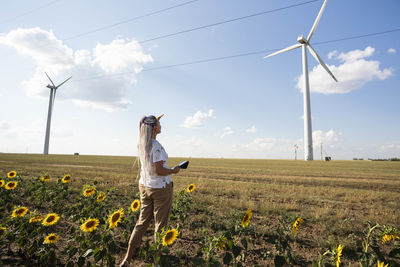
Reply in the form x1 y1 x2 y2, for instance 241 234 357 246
154 161 180 176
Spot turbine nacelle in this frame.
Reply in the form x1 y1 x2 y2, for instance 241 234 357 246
297 35 307 44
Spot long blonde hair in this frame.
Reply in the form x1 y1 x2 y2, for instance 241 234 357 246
137 115 158 180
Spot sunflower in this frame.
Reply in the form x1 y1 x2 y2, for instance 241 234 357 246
186 184 196 193
293 217 304 234
42 213 60 226
0 227 6 236
83 187 96 197
109 208 124 229
217 237 227 251
334 244 343 267
7 171 17 178
61 174 72 183
130 199 140 212
41 175 50 182
5 181 18 190
241 210 253 227
12 207 28 218
97 192 106 202
381 233 400 244
80 218 100 232
377 260 389 267
162 229 178 246
29 215 43 223
44 233 59 244
0 180 4 187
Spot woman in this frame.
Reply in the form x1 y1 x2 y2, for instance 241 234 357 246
120 115 180 266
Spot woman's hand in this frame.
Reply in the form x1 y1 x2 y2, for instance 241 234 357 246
154 161 180 175
171 166 180 174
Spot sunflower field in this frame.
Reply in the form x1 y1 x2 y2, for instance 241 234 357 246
1 154 400 266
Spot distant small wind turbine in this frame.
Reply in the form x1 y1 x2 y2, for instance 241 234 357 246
43 72 72 155
294 144 299 160
264 0 337 161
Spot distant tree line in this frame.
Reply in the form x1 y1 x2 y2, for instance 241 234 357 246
353 158 400 161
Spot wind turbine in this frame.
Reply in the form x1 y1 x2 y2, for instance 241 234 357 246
264 0 337 161
43 72 72 155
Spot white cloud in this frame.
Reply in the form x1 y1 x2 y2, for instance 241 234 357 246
0 121 10 130
242 137 277 150
388 48 396 54
219 126 234 139
312 129 340 148
328 50 338 59
296 46 393 94
180 109 215 128
246 125 257 133
0 27 153 111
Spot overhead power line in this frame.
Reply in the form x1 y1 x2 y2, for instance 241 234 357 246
74 27 400 82
4 0 321 60
0 0 62 26
313 28 400 45
62 0 319 43
138 0 320 44
62 0 201 41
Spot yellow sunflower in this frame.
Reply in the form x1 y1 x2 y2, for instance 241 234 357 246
217 237 227 251
42 213 60 226
0 180 4 187
7 171 17 178
241 210 253 227
335 244 343 267
109 208 124 229
186 184 196 193
293 217 304 234
83 187 96 197
61 174 72 183
12 207 28 218
0 227 6 236
80 218 100 232
162 229 178 246
44 233 59 244
377 260 389 267
29 215 43 223
130 199 140 212
97 192 106 202
41 175 50 182
5 181 18 190
381 233 399 244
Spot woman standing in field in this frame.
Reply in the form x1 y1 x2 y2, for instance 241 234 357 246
120 115 180 266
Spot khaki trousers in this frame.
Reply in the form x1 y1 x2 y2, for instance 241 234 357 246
128 182 173 251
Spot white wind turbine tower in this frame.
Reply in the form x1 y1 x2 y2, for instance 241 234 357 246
43 72 72 155
264 0 337 161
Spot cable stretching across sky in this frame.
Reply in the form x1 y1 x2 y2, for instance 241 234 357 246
0 0 62 26
73 28 400 82
0 0 321 55
61 0 202 41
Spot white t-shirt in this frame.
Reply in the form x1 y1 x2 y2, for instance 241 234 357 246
139 139 173 188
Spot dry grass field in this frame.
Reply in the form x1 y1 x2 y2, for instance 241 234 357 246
1 153 399 266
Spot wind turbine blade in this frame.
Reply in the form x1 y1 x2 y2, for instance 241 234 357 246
45 72 56 87
307 44 338 82
56 76 72 88
264 44 301 59
307 0 328 42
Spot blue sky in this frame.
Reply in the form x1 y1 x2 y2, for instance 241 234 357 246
0 0 399 159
